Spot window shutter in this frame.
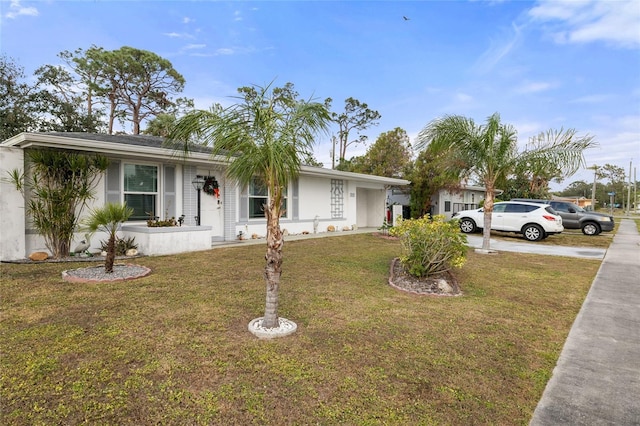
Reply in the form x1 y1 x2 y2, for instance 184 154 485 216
106 160 120 204
164 165 176 218
239 184 248 222
292 179 299 220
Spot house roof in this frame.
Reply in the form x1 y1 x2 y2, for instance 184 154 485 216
2 132 410 186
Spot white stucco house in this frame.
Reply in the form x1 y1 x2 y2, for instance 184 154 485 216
0 132 410 261
387 184 498 221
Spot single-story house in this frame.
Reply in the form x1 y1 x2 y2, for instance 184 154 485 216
0 132 409 261
387 184 497 221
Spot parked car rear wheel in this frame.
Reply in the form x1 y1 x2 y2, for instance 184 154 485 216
459 218 477 233
581 222 601 236
522 224 544 241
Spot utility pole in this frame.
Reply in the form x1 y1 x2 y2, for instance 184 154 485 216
627 160 632 216
589 165 599 211
331 135 336 169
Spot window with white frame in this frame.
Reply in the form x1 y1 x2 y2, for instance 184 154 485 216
124 164 158 220
248 177 287 219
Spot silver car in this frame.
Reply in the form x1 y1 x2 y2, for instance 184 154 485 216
451 201 564 242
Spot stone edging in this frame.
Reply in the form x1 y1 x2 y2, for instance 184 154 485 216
61 264 152 283
388 258 462 297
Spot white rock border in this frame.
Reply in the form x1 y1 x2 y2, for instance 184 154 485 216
248 317 297 339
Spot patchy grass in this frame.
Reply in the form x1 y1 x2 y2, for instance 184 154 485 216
1 234 601 425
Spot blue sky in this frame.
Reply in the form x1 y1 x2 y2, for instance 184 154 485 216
2 0 639 188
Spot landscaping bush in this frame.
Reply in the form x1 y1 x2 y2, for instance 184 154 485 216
6 149 109 258
390 215 467 277
100 236 138 256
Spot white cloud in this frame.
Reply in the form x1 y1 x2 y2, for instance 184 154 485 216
569 94 612 104
513 121 544 137
529 0 640 49
474 22 523 73
5 0 39 19
455 92 474 103
514 81 556 94
183 44 206 50
216 48 235 56
234 10 242 22
163 32 194 39
213 45 264 56
182 17 193 24
555 113 640 187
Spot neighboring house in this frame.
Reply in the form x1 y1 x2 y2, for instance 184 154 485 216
431 185 494 220
387 184 499 221
550 196 592 210
0 133 409 261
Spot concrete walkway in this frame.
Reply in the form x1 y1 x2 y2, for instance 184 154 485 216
530 219 640 425
218 228 608 260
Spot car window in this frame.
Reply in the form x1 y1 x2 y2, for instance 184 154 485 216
545 206 558 215
493 204 507 213
551 202 583 213
550 202 569 212
504 204 523 213
504 203 537 213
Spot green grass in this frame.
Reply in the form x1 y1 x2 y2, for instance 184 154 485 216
1 234 602 425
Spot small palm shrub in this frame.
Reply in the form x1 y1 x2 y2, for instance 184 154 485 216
389 215 467 278
100 236 138 256
83 203 134 273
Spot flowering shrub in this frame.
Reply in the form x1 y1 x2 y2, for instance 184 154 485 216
389 215 467 278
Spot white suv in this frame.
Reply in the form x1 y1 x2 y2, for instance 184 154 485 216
451 201 564 241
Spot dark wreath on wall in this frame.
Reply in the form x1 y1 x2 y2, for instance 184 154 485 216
202 176 220 198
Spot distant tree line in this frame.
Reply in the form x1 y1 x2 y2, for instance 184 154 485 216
1 46 190 140
3 49 607 213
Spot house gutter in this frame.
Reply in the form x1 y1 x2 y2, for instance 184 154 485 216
3 133 411 186
299 164 410 186
1 133 226 166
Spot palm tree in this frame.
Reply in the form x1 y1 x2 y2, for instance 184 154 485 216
417 112 596 252
167 82 331 329
83 202 133 273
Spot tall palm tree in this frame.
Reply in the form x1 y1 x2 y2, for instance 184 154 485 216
83 202 133 273
167 83 331 329
417 112 596 252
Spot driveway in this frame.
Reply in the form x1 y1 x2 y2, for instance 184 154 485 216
464 235 606 260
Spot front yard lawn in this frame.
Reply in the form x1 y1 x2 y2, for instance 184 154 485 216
1 233 600 425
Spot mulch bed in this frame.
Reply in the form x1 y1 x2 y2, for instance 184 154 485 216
388 258 462 296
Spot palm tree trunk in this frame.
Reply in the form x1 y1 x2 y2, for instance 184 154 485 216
262 204 284 329
482 187 495 251
105 234 116 273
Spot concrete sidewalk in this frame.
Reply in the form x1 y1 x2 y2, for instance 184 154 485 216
530 219 640 425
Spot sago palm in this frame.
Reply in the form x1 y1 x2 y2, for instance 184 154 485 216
167 82 331 329
417 112 596 252
83 202 133 273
